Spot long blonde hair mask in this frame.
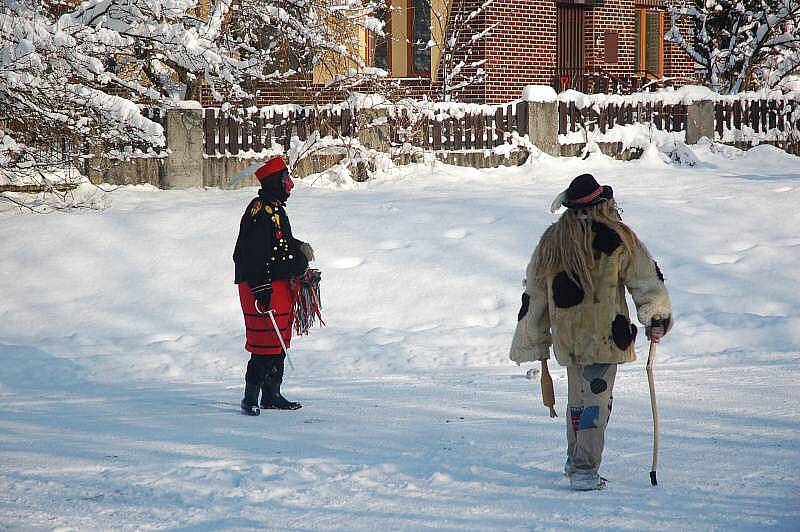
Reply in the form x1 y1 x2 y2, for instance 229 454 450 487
534 199 646 295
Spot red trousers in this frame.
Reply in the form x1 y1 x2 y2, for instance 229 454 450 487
238 280 295 355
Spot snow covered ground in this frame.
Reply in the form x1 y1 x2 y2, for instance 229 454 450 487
1 141 799 530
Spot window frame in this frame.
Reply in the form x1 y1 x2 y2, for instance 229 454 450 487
369 0 392 74
407 0 432 77
635 8 664 78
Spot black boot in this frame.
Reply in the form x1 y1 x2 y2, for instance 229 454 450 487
240 383 261 416
260 378 302 410
260 353 301 410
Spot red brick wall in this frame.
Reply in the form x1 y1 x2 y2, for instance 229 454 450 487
436 0 489 102
664 9 697 80
216 0 699 107
586 2 696 81
483 0 557 103
585 1 638 76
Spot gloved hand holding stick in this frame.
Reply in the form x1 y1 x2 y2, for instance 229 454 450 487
541 359 558 418
646 339 659 486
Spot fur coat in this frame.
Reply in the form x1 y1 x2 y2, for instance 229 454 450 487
510 221 671 367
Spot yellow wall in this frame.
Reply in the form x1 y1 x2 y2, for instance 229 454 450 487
312 12 367 85
430 0 450 81
389 0 409 77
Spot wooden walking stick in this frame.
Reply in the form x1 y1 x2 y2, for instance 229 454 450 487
540 360 558 418
646 340 659 486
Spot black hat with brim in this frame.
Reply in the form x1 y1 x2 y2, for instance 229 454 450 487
561 173 613 209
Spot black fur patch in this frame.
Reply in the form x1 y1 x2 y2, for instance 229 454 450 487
517 293 530 321
612 314 637 350
591 222 622 254
590 378 608 394
654 261 664 282
552 271 584 308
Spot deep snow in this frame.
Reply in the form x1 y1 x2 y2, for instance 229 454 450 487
1 141 799 530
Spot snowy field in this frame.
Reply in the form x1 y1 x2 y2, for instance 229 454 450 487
1 141 799 530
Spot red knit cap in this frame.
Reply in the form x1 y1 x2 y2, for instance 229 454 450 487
254 156 287 182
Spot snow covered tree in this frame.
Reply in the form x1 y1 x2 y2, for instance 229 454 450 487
0 0 383 206
667 0 800 93
430 0 492 101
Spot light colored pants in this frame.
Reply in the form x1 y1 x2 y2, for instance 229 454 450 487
565 363 617 476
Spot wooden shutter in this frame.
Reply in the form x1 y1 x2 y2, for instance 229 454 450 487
645 10 663 76
604 31 618 64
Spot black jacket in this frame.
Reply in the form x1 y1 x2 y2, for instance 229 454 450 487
233 193 309 288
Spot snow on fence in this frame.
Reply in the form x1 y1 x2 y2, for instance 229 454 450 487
553 87 800 154
202 102 528 156
557 99 687 136
714 97 800 144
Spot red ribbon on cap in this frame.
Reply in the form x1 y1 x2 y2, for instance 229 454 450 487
572 185 603 204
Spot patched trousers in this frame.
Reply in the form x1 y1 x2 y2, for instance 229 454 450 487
565 363 617 476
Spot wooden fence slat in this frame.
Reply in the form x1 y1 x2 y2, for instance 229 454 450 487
463 113 473 149
217 109 226 154
599 106 607 134
558 101 568 135
454 116 463 150
297 108 307 141
432 119 442 150
768 100 777 130
506 105 514 141
229 114 240 155
516 101 528 137
241 111 251 152
204 109 216 155
751 100 761 133
253 113 263 152
494 107 504 146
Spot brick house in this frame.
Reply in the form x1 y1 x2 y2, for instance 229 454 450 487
252 0 698 106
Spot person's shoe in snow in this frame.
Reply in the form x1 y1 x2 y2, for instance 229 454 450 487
261 393 302 410
240 399 260 416
260 379 302 410
241 383 261 416
570 471 607 491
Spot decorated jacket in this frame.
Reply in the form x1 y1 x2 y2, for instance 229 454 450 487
510 221 671 367
233 196 309 291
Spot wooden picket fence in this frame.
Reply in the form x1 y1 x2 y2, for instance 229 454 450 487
202 102 529 156
714 98 800 138
199 93 799 156
557 100 687 135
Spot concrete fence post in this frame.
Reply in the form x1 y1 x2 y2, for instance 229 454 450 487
162 106 204 188
686 100 715 144
356 108 391 152
522 86 560 157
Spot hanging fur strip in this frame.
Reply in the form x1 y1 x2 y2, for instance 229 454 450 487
292 269 325 336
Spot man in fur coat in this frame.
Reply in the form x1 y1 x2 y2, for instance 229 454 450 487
510 174 672 490
234 156 315 416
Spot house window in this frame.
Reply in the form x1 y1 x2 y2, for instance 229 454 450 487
635 8 664 77
371 2 390 71
410 0 431 74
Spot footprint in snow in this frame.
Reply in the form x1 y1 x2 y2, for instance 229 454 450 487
376 240 409 251
729 240 756 252
443 228 470 239
704 254 742 265
330 257 365 269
